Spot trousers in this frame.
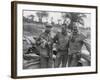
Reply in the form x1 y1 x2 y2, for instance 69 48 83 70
54 50 68 68
39 48 52 68
68 52 81 67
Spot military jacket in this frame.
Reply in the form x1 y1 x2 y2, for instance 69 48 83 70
68 33 87 54
53 32 69 50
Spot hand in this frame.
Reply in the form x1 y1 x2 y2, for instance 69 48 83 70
47 41 51 45
40 43 45 48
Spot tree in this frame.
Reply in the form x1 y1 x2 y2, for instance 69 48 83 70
51 17 54 25
36 11 48 23
28 15 35 22
23 16 27 22
57 19 61 25
62 12 86 30
23 16 30 23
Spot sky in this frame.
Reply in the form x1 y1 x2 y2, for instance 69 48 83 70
23 10 91 28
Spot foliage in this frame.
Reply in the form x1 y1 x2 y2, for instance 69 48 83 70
36 11 49 23
28 15 35 22
62 12 86 30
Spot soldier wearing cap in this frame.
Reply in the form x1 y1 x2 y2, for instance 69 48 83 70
53 24 69 67
37 24 53 68
68 24 91 67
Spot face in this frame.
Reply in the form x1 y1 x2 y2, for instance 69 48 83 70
61 26 67 35
71 26 78 41
73 30 78 35
45 27 51 33
72 25 78 35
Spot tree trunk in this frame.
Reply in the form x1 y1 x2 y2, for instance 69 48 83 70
39 18 42 23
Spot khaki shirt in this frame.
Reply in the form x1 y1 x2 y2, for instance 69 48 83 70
68 33 89 54
54 32 69 50
38 31 53 57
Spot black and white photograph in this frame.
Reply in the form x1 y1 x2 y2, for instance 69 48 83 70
11 1 97 78
23 10 91 69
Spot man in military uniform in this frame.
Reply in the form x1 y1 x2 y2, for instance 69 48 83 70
36 24 53 68
68 24 91 67
53 24 69 68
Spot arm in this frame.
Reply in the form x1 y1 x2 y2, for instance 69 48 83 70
83 39 91 55
79 33 91 54
53 32 59 44
36 33 47 47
